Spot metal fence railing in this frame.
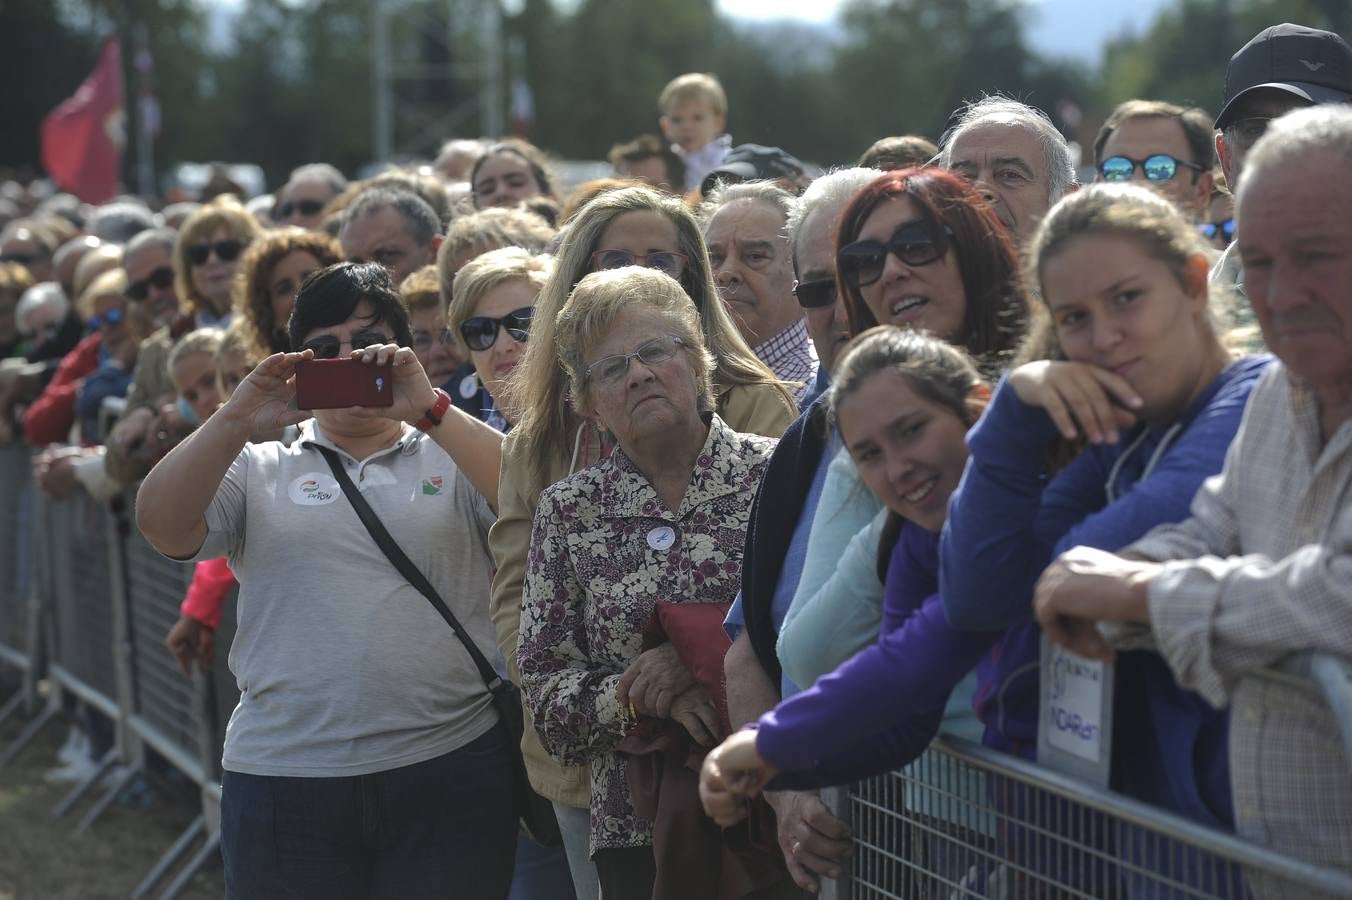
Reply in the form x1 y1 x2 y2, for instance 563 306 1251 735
0 451 236 900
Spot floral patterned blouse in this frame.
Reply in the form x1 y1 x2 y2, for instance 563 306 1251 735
519 414 776 854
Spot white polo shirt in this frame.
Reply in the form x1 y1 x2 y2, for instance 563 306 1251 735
192 420 499 777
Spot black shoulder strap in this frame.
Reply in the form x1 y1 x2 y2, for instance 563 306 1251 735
314 444 505 694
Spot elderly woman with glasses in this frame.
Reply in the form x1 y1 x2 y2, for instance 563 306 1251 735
137 262 517 899
492 185 793 900
518 266 779 899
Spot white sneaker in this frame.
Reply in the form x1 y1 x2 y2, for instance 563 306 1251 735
43 755 99 784
56 726 89 767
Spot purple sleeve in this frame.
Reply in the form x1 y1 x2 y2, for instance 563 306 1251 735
755 588 998 787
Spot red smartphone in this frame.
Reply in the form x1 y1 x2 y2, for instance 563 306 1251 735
294 358 395 410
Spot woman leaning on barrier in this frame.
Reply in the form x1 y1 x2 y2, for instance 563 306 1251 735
136 261 518 900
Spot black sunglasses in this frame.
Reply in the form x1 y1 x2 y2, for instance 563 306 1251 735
0 253 37 266
300 330 392 359
1099 154 1204 183
187 240 245 266
1200 218 1236 242
459 307 532 352
126 265 175 301
838 220 952 288
792 277 837 309
278 199 326 219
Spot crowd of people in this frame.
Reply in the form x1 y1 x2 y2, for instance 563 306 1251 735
1 18 1349 900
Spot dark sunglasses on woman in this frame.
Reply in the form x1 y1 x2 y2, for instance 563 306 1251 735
459 307 532 352
300 330 392 359
126 266 175 301
187 240 246 266
590 249 689 280
1098 154 1204 183
837 220 952 288
277 199 325 219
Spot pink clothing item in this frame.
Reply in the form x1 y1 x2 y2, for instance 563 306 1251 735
181 556 235 630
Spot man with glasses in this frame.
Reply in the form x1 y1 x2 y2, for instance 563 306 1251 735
701 181 817 404
276 163 348 231
721 167 880 896
1093 100 1215 223
1210 23 1352 334
939 96 1077 246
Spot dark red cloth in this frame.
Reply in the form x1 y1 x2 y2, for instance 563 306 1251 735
616 601 795 900
22 333 101 445
41 39 124 203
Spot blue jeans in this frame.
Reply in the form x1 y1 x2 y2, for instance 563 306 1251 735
221 727 518 900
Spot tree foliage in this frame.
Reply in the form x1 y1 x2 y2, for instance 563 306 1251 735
4 0 1347 191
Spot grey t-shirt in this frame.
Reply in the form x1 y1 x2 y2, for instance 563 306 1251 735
193 420 499 777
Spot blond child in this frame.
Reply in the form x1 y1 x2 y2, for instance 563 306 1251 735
659 73 732 192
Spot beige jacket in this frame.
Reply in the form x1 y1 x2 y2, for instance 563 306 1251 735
488 381 795 806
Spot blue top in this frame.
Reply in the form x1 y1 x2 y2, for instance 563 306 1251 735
940 354 1272 832
724 430 838 698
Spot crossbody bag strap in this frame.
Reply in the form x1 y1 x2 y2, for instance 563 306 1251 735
314 444 505 694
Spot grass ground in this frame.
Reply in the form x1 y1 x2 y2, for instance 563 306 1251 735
0 704 225 900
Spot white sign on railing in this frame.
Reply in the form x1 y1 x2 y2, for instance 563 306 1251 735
1037 637 1114 785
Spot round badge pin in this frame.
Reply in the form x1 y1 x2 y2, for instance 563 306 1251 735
458 374 479 399
646 525 676 551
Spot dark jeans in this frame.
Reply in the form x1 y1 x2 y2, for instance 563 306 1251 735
222 727 518 900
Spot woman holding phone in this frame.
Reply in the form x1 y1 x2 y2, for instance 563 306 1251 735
136 262 516 900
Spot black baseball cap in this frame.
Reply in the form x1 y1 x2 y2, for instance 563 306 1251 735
1215 23 1352 130
701 144 807 195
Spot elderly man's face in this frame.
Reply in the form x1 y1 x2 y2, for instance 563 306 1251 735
705 199 800 348
948 122 1054 244
124 242 181 329
1239 150 1352 394
1099 116 1212 221
341 206 435 286
794 204 849 376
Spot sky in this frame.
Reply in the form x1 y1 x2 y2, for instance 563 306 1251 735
718 0 1176 64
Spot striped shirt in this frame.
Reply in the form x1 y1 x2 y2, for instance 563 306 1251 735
1128 361 1352 893
754 318 817 405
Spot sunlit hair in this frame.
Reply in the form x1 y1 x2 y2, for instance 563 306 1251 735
1238 104 1352 198
168 327 225 375
398 264 442 313
785 167 879 271
173 196 262 315
216 317 255 364
0 262 35 308
699 179 795 226
438 207 556 298
76 269 128 321
234 227 342 357
72 244 123 301
510 185 788 497
555 266 715 416
561 179 643 224
1023 183 1230 357
836 168 1028 366
659 72 727 117
447 247 554 357
469 140 556 207
858 135 939 171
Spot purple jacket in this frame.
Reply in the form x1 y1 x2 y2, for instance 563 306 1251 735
756 522 1038 788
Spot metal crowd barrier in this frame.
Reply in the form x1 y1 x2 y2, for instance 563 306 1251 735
822 657 1352 900
0 444 40 727
0 451 237 900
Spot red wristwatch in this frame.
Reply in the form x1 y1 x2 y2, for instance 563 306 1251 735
415 388 452 432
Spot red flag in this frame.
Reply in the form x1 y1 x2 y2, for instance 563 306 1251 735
41 39 125 203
